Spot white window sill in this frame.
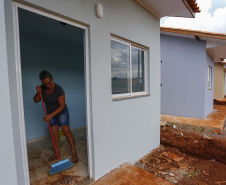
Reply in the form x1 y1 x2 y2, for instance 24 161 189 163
112 94 151 101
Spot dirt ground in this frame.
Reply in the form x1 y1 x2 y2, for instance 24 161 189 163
136 126 226 185
161 127 226 164
136 145 226 185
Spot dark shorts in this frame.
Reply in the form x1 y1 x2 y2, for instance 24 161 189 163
49 107 70 127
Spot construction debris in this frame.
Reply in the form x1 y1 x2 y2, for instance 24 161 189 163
135 145 226 185
161 151 184 162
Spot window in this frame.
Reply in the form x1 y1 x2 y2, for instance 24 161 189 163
111 38 147 97
208 66 212 89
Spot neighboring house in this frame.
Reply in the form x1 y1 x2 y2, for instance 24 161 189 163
161 27 226 119
0 0 200 184
214 63 226 99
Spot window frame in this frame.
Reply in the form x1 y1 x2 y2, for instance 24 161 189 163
111 37 148 98
208 66 212 90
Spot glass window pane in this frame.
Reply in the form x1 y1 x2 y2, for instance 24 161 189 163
132 48 144 92
111 40 130 94
208 66 212 89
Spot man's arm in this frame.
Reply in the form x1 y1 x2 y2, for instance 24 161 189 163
33 85 41 103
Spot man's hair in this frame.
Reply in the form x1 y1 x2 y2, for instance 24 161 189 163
39 70 53 80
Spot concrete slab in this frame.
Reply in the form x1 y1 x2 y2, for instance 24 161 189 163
92 162 173 185
214 98 226 105
161 105 226 134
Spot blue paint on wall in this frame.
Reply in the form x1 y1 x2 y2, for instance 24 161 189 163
19 9 86 141
161 34 214 119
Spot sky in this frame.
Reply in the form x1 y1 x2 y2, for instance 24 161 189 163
160 0 226 33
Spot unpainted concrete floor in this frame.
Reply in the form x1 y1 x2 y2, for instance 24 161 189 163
161 105 226 133
93 162 174 185
27 128 91 185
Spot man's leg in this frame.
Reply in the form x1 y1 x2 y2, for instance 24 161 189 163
61 126 78 162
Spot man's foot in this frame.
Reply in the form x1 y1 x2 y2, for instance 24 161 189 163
48 154 60 162
72 154 78 163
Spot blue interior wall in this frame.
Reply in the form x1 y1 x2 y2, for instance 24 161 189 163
161 34 207 118
19 10 86 141
204 53 214 117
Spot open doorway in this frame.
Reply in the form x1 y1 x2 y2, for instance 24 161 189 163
14 3 92 184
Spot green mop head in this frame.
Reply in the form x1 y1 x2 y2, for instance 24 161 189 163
50 159 74 175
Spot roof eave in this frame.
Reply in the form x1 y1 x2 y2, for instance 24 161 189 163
182 0 195 18
160 27 226 40
160 27 226 64
136 0 200 19
136 0 160 19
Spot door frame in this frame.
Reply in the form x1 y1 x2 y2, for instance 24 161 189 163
12 2 94 184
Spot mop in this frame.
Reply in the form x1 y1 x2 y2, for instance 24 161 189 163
39 92 74 175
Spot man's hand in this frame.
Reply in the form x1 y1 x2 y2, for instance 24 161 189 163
34 85 42 103
36 85 42 93
43 114 53 122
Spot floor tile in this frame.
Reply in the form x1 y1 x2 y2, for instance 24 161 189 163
76 140 88 160
29 161 50 184
77 128 87 136
59 139 72 155
27 127 88 185
61 160 88 177
72 130 87 141
80 157 88 165
28 138 54 157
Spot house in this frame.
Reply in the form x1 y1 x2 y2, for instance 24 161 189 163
161 27 226 119
0 0 200 184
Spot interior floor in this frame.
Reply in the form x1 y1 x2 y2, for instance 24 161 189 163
27 127 89 185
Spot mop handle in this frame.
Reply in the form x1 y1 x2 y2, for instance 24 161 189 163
39 91 60 161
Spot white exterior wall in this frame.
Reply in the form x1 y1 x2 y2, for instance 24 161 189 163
0 0 18 184
2 0 161 183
